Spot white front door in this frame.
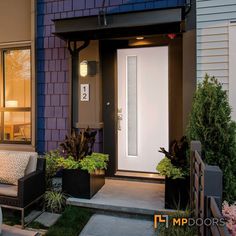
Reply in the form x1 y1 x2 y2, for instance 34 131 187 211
117 47 169 173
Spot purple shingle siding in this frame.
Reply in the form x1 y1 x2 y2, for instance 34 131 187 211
44 107 55 118
47 118 57 129
57 118 66 130
55 106 63 117
86 0 95 9
73 0 85 10
52 130 60 141
48 141 58 150
36 0 185 153
51 95 60 106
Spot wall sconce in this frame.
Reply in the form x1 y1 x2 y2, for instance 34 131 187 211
80 60 97 77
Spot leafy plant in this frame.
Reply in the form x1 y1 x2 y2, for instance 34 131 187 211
156 158 185 179
60 128 97 161
56 153 109 173
58 128 110 173
157 136 189 179
80 153 109 173
44 190 66 214
187 74 236 202
45 150 62 189
56 156 80 169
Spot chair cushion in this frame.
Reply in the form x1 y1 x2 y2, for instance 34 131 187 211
8 151 38 175
0 151 38 175
0 153 30 185
25 152 38 175
0 183 17 197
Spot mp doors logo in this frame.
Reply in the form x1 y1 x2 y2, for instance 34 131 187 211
154 214 226 229
154 215 169 229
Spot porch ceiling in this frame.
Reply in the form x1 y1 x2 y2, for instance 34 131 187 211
53 8 183 41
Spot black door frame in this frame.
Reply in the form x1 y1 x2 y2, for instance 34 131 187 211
101 40 128 177
101 35 184 177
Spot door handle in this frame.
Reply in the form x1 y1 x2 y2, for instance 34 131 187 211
117 108 122 131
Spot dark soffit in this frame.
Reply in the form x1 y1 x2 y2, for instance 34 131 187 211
53 8 183 41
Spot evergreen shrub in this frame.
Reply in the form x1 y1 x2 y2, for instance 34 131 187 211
187 74 236 202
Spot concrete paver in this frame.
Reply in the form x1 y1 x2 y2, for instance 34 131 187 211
34 212 61 227
79 214 156 236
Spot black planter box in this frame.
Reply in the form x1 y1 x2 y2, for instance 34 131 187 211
62 169 105 199
165 177 190 210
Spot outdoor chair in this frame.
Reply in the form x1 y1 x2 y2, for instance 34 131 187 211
0 151 46 228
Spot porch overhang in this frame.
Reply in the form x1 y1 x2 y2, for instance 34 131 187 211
53 8 183 41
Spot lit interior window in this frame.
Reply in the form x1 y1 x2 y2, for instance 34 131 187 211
0 48 31 142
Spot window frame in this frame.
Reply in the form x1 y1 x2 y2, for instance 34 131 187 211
0 46 32 144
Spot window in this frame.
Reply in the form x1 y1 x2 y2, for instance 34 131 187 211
127 56 138 156
0 48 31 143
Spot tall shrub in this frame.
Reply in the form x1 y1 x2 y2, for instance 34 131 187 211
187 74 236 202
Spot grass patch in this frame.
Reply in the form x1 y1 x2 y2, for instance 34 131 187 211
2 206 91 236
45 206 92 236
158 224 198 236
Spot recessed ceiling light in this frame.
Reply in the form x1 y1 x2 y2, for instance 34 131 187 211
136 36 144 40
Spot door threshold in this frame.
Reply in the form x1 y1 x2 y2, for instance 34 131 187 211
114 170 165 183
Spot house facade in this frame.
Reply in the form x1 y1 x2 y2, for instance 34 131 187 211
0 0 36 150
196 0 236 121
0 0 196 177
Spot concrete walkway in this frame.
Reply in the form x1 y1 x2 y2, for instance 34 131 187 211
71 179 165 236
79 214 156 236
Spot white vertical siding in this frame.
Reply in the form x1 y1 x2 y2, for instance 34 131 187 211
229 23 236 121
196 0 236 91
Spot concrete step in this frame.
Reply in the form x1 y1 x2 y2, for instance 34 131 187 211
67 179 179 220
113 172 165 184
107 176 165 184
67 197 177 219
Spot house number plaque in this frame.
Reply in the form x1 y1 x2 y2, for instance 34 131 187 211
80 84 90 101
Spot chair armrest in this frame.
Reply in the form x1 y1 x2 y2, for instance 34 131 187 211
18 170 46 207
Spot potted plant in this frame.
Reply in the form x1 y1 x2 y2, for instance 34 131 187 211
59 128 109 199
157 136 189 209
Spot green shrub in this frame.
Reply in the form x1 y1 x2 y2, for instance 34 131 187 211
45 150 62 189
56 156 80 169
156 157 185 179
187 74 236 202
44 190 66 213
80 153 109 173
57 153 109 173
